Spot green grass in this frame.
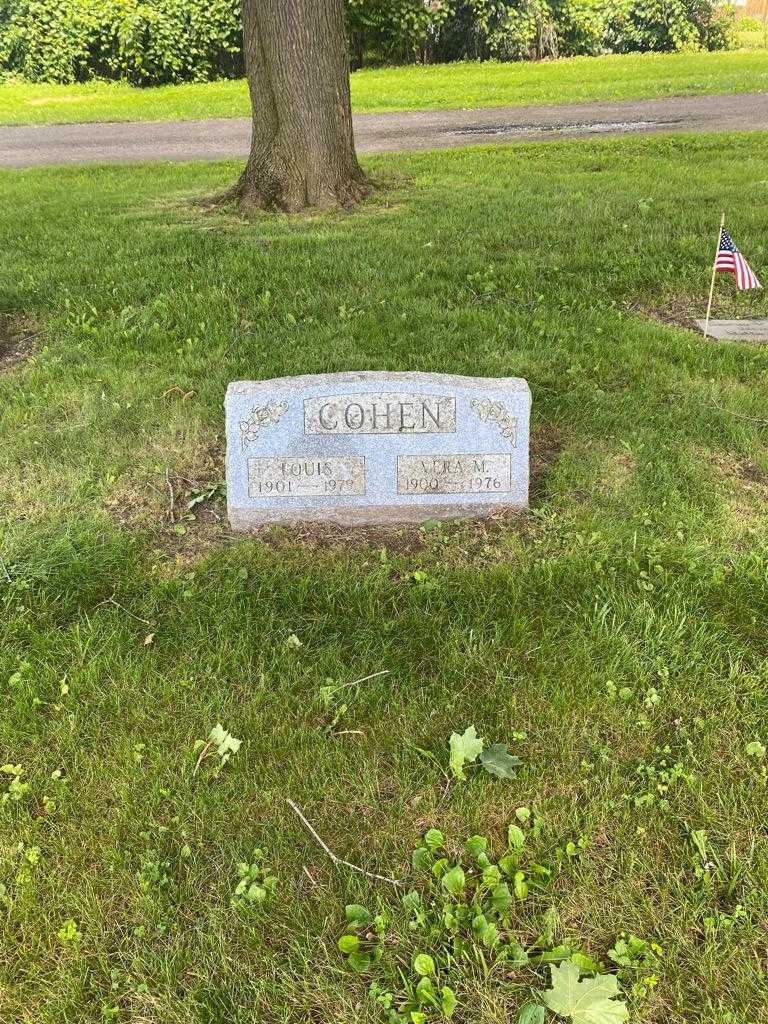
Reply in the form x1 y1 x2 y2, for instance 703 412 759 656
1 133 768 1023
1 48 767 126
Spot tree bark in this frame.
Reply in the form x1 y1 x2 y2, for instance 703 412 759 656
226 0 368 212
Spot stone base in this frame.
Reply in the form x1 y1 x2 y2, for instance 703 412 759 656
229 501 527 530
695 319 768 342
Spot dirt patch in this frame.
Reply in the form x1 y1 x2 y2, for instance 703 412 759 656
599 450 636 496
707 450 768 531
244 508 529 560
105 442 230 562
0 314 38 371
109 424 564 562
709 451 768 489
243 422 565 557
630 295 703 332
529 421 566 504
632 293 768 334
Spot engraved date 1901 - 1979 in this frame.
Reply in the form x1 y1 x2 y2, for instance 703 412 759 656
248 457 366 498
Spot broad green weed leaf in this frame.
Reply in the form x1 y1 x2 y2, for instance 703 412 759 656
499 853 518 876
415 976 437 1004
479 743 521 780
508 824 526 850
465 834 488 859
431 857 449 878
571 952 604 975
337 934 360 953
441 865 466 896
57 919 82 944
490 882 512 913
208 723 242 764
543 961 628 1024
449 725 484 779
518 1003 545 1024
347 951 372 973
414 953 435 976
412 846 432 871
442 986 458 1017
345 904 371 927
540 944 573 963
424 828 445 852
482 864 501 885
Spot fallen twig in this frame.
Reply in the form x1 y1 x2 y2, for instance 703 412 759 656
94 595 152 625
324 669 390 701
165 469 176 522
348 669 390 686
709 401 768 427
302 865 319 888
286 799 403 887
192 739 214 776
162 386 195 401
19 330 43 344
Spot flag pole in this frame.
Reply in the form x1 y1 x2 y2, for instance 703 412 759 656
703 212 725 339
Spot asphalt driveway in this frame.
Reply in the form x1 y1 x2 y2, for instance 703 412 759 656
1 92 765 168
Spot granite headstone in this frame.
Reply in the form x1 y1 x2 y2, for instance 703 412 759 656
225 371 531 527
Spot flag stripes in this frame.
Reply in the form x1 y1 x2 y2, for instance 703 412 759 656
715 228 762 290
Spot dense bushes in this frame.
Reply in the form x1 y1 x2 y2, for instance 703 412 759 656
0 0 242 84
348 0 736 64
0 0 735 85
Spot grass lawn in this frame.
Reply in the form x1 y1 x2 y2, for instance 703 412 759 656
1 133 768 1023
0 48 767 126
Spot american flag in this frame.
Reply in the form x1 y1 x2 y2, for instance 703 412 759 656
715 228 762 290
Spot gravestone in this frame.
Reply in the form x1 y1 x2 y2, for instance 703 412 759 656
694 319 768 343
225 371 531 528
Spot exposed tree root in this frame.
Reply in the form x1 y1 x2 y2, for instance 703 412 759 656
207 164 371 214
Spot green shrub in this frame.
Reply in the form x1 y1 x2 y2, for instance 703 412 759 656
607 0 737 53
0 0 242 84
0 0 735 85
736 15 763 32
346 0 451 65
551 0 618 56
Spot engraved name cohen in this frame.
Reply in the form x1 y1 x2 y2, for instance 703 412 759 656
304 393 456 435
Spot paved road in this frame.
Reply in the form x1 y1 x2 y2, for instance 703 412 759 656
1 93 765 168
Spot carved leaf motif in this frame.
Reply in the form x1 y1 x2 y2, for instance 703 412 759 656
239 400 289 448
469 398 518 447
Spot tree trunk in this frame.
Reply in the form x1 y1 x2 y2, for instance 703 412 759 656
351 29 364 71
227 0 368 212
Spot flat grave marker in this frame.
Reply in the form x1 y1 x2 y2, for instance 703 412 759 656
225 371 531 528
695 319 768 343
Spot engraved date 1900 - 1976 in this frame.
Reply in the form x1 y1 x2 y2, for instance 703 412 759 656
397 454 512 496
